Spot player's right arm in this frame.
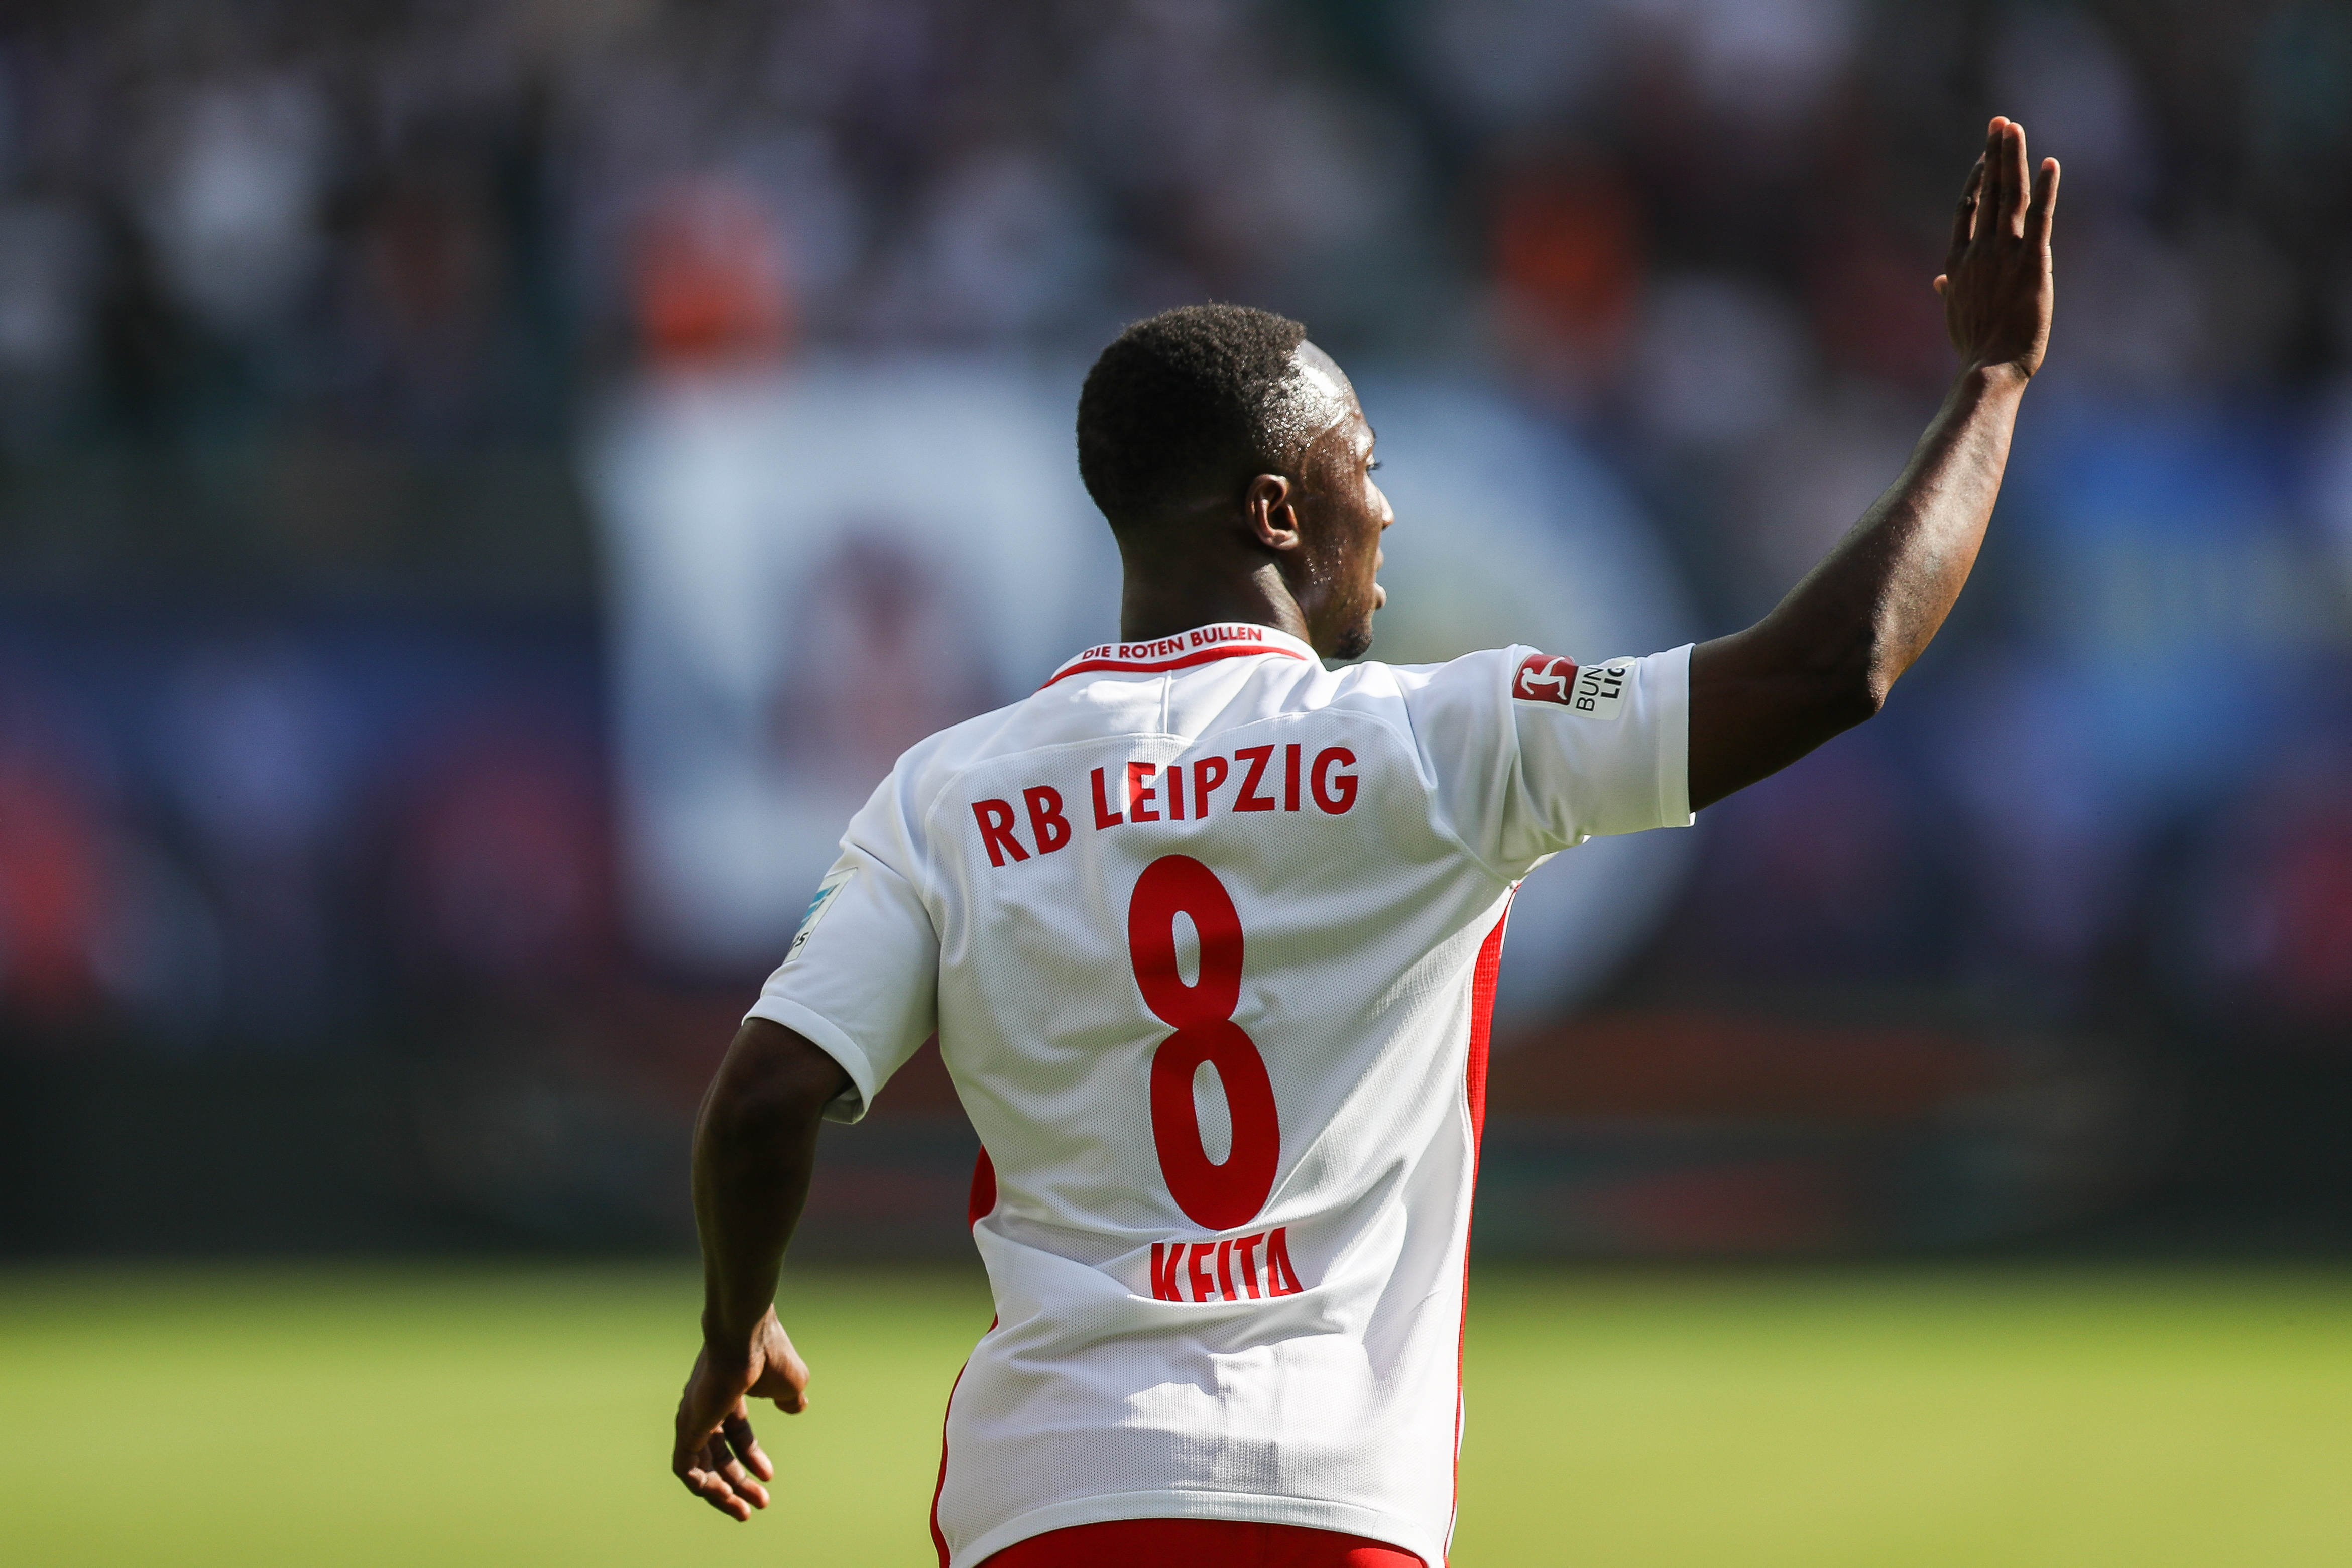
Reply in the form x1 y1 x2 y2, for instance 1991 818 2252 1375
669 769 944 1522
1686 117 2059 811
672 1018 853 1520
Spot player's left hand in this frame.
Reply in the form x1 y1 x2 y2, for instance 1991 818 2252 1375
1932 116 2059 382
672 1306 810 1521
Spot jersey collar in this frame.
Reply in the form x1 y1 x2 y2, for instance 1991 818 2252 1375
1041 623 1316 688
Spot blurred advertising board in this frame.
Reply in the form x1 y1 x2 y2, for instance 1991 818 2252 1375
0 606 609 1051
589 362 1121 972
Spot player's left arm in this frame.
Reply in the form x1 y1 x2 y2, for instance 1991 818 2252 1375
1686 117 2059 811
671 1017 853 1521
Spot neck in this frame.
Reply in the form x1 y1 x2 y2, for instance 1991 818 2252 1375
1117 549 1310 647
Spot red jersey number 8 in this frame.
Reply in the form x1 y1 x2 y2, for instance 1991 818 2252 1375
1128 855 1280 1230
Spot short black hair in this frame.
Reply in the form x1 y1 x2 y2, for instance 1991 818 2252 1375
1076 303 1310 529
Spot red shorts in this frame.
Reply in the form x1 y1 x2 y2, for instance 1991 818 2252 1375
978 1518 1427 1567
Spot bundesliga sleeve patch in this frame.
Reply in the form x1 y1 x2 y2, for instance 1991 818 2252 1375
1513 651 1632 718
785 864 857 960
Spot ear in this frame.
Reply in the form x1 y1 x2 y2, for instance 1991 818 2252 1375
1241 474 1300 552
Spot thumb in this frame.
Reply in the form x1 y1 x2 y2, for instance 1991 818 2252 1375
758 1356 811 1414
751 1340 812 1414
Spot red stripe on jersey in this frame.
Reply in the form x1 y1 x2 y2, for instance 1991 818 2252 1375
968 1148 997 1228
1450 898 1512 1549
929 1318 994 1566
1464 908 1507 1146
929 1358 965 1565
981 1518 1427 1565
1039 643 1307 689
935 1153 1000 1563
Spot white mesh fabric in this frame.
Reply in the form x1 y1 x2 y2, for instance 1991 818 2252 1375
747 624 1691 1566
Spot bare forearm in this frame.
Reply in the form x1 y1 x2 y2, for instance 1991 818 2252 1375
1751 360 2024 704
1688 364 2025 808
692 1019 847 1353
1794 362 2022 688
1689 364 2022 798
1685 118 2056 812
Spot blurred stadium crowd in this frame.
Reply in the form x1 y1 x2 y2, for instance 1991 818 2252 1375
2 0 2350 1252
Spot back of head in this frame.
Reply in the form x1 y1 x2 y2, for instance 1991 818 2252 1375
1076 304 1309 533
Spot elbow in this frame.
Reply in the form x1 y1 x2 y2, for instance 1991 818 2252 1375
1829 625 1904 730
1804 642 1891 735
1835 669 1892 730
700 1077 815 1154
1767 620 1899 739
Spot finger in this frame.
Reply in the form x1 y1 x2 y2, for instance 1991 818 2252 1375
2000 119 2030 238
716 1415 773 1506
691 1471 753 1521
1980 118 2008 236
715 1451 771 1511
1946 155 1984 266
1976 118 2010 244
2026 156 2061 250
698 1431 767 1515
723 1411 776 1482
700 1427 770 1509
676 1452 753 1521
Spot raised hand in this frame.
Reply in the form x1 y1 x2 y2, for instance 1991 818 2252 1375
1687 116 2062 809
1933 117 2060 381
671 1306 811 1521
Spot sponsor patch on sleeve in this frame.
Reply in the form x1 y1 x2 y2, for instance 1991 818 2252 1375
1512 652 1579 706
785 864 857 960
1513 652 1634 718
1571 657 1636 719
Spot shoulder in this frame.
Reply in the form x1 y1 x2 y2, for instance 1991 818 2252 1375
1263 652 1525 792
1323 647 1522 714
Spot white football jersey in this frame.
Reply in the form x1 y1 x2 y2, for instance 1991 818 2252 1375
749 622 1692 1567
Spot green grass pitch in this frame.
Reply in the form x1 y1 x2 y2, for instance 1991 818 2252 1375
4 1264 2349 1565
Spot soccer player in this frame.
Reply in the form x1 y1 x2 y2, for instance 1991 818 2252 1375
672 119 2058 1565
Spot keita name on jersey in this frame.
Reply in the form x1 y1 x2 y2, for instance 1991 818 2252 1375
1147 1228 1307 1304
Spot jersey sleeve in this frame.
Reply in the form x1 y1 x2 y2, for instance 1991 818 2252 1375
1398 642 1694 879
743 776 940 1124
